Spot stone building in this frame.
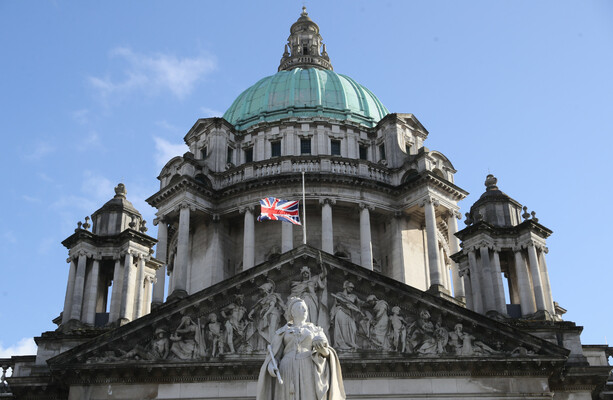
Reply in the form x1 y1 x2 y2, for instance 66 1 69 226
2 8 611 400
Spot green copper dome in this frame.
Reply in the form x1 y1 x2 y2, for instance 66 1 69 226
223 68 389 131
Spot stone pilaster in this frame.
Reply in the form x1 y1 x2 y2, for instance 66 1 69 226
478 245 497 313
359 203 373 270
467 249 483 313
134 255 146 319
282 220 293 253
538 247 555 314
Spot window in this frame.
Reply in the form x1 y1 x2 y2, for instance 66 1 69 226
379 144 386 160
201 146 207 159
271 141 281 157
244 147 253 163
330 139 341 156
405 144 411 155
226 147 234 164
359 145 368 160
300 138 311 155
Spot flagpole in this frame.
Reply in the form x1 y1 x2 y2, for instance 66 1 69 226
302 171 307 245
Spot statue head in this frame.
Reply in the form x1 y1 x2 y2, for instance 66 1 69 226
366 294 377 304
419 309 430 320
259 280 275 294
300 266 311 280
208 313 218 323
391 306 401 314
343 280 354 292
286 297 309 323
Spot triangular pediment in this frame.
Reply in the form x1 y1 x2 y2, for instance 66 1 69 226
48 245 568 383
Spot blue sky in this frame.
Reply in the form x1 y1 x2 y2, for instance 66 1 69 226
1 1 612 357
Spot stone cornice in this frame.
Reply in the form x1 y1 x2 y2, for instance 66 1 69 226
61 228 157 251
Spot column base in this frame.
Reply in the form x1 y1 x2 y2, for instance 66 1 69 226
426 284 451 297
151 301 163 310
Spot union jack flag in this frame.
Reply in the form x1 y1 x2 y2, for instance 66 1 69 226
257 197 301 225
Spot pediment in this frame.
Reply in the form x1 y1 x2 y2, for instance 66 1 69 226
48 245 568 383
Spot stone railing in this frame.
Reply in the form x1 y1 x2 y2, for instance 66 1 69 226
216 156 391 188
0 359 12 397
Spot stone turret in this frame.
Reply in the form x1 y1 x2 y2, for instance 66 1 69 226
452 175 557 320
278 7 332 71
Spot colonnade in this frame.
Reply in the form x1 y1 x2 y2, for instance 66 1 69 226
62 249 154 326
461 242 554 317
155 196 467 304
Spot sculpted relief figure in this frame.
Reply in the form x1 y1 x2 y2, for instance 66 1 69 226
290 265 329 334
410 310 448 355
149 327 171 359
170 316 206 359
449 323 498 356
364 295 391 350
257 297 345 400
330 281 364 351
206 313 224 357
221 294 254 354
390 306 408 353
250 281 285 351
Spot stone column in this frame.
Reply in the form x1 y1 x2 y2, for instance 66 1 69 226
152 218 168 307
422 198 442 288
490 248 507 314
320 198 335 254
172 203 192 297
527 243 547 312
109 256 123 323
390 212 407 283
70 252 88 321
242 206 255 270
61 258 77 324
281 220 293 253
447 211 465 300
538 247 555 314
479 246 497 313
467 249 483 313
459 266 473 310
134 255 146 319
144 276 153 315
120 251 136 323
83 257 101 325
359 203 373 270
513 248 536 316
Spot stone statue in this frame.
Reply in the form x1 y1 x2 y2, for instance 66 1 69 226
365 295 391 350
289 265 329 335
205 313 223 357
169 316 206 359
249 280 285 351
256 297 345 400
221 294 254 353
330 280 364 351
414 313 448 355
390 306 408 353
449 323 498 356
149 327 171 359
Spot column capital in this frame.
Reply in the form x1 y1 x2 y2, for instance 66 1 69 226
358 202 374 211
211 213 221 223
419 196 440 208
319 197 336 206
239 205 255 214
152 216 167 226
177 202 196 212
393 210 405 219
444 209 462 220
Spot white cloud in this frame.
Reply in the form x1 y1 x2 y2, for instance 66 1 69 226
89 47 216 100
22 195 41 203
25 141 55 160
154 137 188 168
72 108 90 124
81 171 115 201
0 338 37 358
200 107 223 118
76 131 102 152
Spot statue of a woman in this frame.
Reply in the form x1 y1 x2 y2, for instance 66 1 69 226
256 297 345 400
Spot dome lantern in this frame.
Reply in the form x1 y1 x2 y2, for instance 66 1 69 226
278 7 333 72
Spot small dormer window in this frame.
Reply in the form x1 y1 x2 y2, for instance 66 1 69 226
201 146 208 159
405 144 411 155
244 147 253 163
226 147 234 164
379 144 386 160
271 141 281 157
303 45 309 55
359 145 368 160
300 138 311 155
